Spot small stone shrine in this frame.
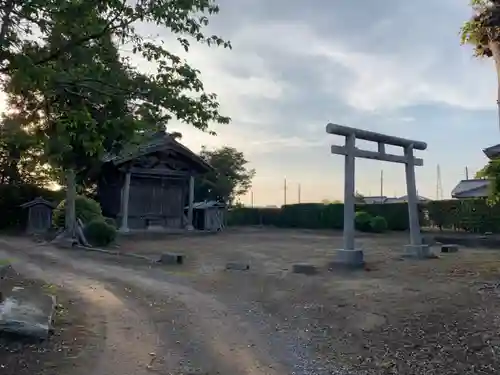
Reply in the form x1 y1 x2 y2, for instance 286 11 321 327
20 197 57 233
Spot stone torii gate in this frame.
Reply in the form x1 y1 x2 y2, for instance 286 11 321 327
326 123 430 267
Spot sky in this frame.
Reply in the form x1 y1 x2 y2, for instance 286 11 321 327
4 0 498 206
154 0 499 206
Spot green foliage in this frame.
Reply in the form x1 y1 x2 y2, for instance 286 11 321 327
355 211 372 232
0 0 232 235
196 146 255 205
427 199 500 233
2 0 231 175
227 203 421 231
84 219 116 247
473 160 500 203
370 216 388 233
53 195 102 228
358 203 421 231
104 217 117 228
460 0 500 58
0 184 63 230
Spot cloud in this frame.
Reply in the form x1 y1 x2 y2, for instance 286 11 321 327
229 17 497 113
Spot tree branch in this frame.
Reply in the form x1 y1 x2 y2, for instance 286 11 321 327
0 0 133 74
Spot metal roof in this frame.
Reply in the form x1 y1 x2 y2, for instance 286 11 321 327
451 179 490 197
102 131 213 173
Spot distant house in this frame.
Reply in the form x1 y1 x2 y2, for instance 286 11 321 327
361 196 387 204
392 195 432 203
483 144 500 159
360 195 431 204
451 179 490 199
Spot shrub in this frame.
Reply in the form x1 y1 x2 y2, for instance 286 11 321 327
355 211 372 232
53 195 102 228
104 217 117 228
84 219 117 247
370 216 388 233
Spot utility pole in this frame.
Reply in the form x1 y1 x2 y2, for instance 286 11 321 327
465 166 469 180
298 183 301 203
250 190 254 207
436 164 443 200
283 178 287 206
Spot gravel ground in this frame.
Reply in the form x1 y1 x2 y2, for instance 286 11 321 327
1 228 500 374
0 275 104 375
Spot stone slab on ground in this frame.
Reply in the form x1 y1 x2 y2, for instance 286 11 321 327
225 262 250 271
0 286 56 340
441 244 459 253
328 249 365 270
292 264 318 275
158 253 184 265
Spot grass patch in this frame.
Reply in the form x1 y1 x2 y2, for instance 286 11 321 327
0 259 11 266
42 283 59 295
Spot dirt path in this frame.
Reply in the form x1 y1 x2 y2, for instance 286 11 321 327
0 238 332 375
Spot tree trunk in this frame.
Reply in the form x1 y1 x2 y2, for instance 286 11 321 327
489 40 500 132
65 169 77 238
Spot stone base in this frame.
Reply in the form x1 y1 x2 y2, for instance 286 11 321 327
225 262 250 271
329 249 365 269
159 253 184 265
403 244 434 259
441 244 459 253
292 264 318 275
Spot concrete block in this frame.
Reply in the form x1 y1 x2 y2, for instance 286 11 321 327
292 264 318 275
328 249 365 270
441 244 459 253
0 287 56 340
403 244 434 259
225 262 250 271
159 253 184 265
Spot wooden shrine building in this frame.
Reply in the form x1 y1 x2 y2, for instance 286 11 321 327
97 131 213 232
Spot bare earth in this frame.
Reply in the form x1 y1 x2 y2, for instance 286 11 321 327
1 227 500 374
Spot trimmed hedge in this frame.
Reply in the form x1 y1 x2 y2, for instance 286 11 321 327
227 202 424 231
227 199 500 234
0 184 64 230
426 199 500 233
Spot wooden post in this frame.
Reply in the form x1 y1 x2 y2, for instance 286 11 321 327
119 171 131 233
187 175 195 230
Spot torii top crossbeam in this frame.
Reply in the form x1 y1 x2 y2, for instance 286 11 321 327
326 123 427 150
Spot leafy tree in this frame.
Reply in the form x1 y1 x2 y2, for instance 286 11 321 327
3 0 231 238
196 146 255 205
475 160 500 203
0 113 52 185
461 0 500 130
